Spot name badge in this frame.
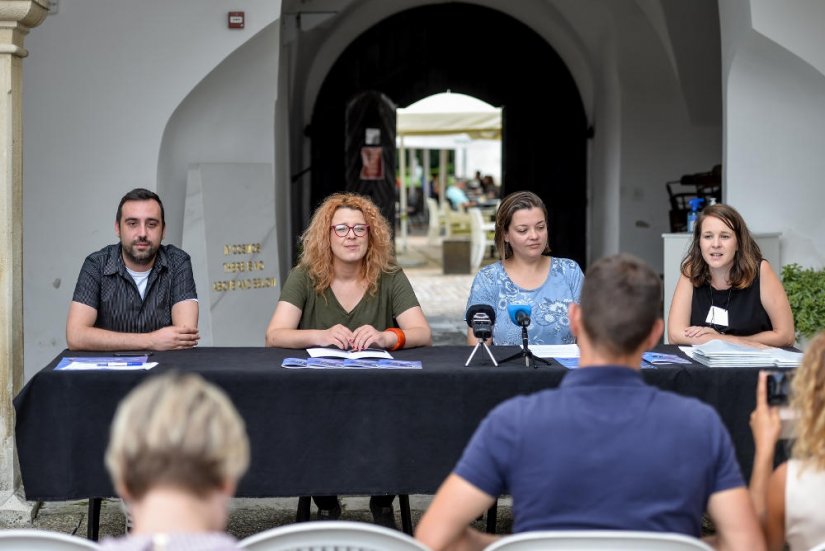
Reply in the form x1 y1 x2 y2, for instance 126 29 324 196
705 306 729 327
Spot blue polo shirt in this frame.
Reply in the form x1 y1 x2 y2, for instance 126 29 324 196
454 366 743 536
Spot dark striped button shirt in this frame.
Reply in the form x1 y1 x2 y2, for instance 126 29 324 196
71 244 197 333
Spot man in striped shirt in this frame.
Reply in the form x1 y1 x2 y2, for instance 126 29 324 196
66 188 199 351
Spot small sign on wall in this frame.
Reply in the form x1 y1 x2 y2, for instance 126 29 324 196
365 128 381 145
228 11 245 29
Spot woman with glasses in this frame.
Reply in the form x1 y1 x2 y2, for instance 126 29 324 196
668 203 794 347
266 192 431 351
265 192 431 526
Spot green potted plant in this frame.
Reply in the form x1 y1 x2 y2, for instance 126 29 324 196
782 263 825 347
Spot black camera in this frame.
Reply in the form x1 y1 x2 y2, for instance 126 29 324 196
471 314 493 340
766 370 792 406
466 304 496 341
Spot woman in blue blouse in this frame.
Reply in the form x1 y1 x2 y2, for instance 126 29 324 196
466 191 584 345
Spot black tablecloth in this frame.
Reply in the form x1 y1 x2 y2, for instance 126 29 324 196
14 346 763 500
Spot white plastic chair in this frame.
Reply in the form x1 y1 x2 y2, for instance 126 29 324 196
469 207 496 272
0 529 99 550
483 530 714 550
441 201 471 238
426 197 442 244
239 520 429 551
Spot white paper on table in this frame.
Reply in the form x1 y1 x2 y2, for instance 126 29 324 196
306 347 393 360
530 344 580 359
58 361 157 371
679 346 695 359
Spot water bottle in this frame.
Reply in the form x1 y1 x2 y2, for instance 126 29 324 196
686 198 704 232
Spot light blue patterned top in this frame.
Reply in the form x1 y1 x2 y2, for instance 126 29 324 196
466 258 584 345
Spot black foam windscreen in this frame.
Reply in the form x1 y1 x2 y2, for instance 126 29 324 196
465 304 496 327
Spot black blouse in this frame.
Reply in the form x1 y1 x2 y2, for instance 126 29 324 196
689 273 772 336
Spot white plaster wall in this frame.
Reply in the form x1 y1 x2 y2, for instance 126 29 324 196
721 0 825 270
157 24 280 248
22 1 281 380
610 1 722 270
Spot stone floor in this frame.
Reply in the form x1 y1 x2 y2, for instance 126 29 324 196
29 496 513 541
4 231 509 540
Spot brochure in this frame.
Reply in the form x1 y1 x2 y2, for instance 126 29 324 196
281 357 421 369
56 356 156 371
306 347 393 360
642 351 692 365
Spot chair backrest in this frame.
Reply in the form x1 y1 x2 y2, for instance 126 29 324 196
0 529 99 550
469 207 495 272
239 520 430 551
427 198 440 227
484 530 714 551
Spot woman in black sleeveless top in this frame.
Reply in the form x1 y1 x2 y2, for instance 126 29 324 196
668 204 794 347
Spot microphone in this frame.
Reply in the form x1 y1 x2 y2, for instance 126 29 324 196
466 304 495 341
465 304 496 326
464 304 498 366
507 304 532 327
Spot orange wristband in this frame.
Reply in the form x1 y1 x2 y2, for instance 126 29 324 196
386 327 406 351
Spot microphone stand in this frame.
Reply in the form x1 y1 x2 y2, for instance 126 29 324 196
465 337 498 367
498 322 552 369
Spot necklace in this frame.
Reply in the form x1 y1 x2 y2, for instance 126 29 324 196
707 285 733 334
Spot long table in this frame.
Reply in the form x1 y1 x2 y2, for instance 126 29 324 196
14 346 766 509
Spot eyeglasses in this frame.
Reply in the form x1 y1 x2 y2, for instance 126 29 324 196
330 224 369 237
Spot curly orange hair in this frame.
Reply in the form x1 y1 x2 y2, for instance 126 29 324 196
298 193 396 296
790 332 825 470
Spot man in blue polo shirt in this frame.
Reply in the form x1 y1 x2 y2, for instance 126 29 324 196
416 254 764 551
66 188 199 351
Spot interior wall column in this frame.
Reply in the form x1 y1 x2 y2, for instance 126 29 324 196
0 0 48 525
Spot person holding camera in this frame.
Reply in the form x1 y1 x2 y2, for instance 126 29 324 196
465 191 583 345
265 192 431 527
668 203 794 347
749 332 825 551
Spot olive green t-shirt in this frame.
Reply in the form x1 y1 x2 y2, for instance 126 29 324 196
278 266 420 331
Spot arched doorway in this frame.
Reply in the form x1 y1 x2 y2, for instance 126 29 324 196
311 2 588 266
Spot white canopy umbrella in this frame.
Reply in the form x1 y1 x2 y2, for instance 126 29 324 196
396 93 502 251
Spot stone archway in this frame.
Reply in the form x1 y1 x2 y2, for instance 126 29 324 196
309 2 588 266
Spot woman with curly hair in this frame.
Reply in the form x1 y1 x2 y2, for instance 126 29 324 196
749 332 825 550
668 203 794 347
465 191 584 345
266 192 430 351
265 192 431 526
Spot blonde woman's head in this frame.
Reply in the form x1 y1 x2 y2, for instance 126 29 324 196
790 332 825 469
105 372 249 501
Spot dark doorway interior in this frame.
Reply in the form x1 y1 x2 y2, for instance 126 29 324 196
310 2 588 266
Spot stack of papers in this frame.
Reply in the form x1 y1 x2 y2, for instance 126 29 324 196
56 356 156 371
771 348 804 367
692 340 802 368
